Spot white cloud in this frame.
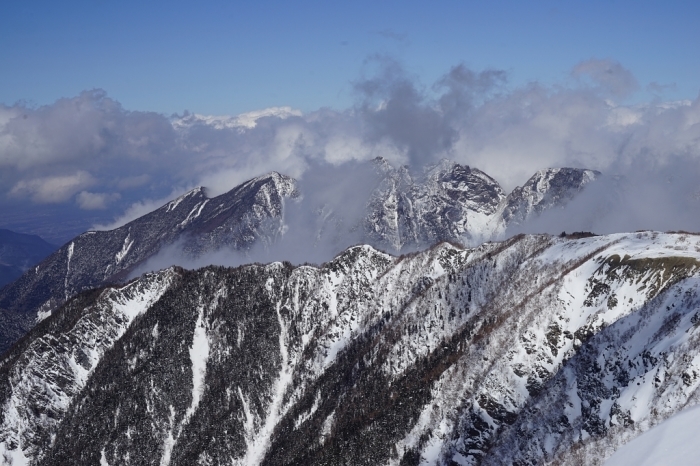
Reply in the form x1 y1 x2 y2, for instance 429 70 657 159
9 171 96 203
2 58 700 239
76 191 121 210
571 58 639 98
116 174 151 190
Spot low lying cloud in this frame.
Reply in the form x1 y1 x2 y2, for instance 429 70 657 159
0 58 699 246
509 161 700 237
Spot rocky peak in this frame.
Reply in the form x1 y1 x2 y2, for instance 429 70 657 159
363 159 508 251
500 167 601 228
423 159 506 214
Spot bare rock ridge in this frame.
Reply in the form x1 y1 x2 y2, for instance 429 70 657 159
0 161 598 354
1 232 700 465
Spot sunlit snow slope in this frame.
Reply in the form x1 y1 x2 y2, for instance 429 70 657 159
604 404 700 466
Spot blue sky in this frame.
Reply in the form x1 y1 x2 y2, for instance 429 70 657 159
2 0 698 115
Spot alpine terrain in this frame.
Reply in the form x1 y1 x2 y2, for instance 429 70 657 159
0 172 298 352
1 231 700 465
0 160 599 353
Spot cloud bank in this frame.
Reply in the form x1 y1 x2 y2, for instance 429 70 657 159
1 58 699 245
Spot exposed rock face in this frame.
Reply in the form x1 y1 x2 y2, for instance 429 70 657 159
364 161 602 251
365 158 506 250
2 232 700 465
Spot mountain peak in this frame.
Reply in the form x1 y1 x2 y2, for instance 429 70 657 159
525 167 600 191
499 167 601 229
253 171 298 197
426 157 463 174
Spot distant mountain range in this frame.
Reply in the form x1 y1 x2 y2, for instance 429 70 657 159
0 229 56 290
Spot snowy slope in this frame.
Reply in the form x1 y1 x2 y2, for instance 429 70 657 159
1 232 700 464
604 404 700 466
0 269 175 465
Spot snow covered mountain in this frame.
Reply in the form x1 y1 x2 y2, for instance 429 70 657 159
1 231 699 465
364 158 506 250
0 161 599 354
0 172 297 353
363 161 601 250
171 107 303 131
494 167 600 234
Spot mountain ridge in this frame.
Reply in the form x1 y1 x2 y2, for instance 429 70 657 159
1 232 700 464
0 161 600 354
0 172 297 352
